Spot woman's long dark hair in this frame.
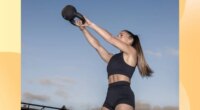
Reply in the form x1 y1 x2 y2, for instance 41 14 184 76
124 30 153 77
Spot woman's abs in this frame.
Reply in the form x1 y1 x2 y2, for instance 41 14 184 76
108 74 130 84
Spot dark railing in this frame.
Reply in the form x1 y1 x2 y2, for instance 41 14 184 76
21 102 69 110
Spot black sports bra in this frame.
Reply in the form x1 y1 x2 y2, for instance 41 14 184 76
107 52 136 78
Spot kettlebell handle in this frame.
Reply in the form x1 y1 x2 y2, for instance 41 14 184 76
69 12 86 26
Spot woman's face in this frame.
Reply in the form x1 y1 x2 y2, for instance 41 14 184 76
117 31 133 45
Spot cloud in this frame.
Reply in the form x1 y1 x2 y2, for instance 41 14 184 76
39 79 55 86
24 76 75 104
77 100 179 110
145 47 178 58
56 77 77 84
31 76 77 88
135 101 179 110
162 106 179 110
37 77 75 99
22 92 50 102
145 50 162 57
165 47 178 56
54 90 68 99
21 99 179 110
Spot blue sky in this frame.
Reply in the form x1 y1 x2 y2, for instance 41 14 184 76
22 0 178 110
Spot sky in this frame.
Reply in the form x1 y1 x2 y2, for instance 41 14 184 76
22 0 179 110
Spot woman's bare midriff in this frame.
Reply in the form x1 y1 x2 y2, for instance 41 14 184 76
108 74 130 84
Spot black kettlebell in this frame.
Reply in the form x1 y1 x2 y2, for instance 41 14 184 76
61 5 86 26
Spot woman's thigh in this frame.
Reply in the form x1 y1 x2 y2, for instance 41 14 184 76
101 106 110 110
115 103 134 110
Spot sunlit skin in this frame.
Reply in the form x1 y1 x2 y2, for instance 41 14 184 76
76 18 137 110
109 31 137 84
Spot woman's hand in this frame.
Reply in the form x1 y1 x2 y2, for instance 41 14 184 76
75 16 94 30
75 20 86 31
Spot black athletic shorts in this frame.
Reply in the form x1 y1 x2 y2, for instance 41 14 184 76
103 81 135 110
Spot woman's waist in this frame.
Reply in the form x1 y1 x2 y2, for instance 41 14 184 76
108 72 133 79
108 73 131 84
108 80 131 88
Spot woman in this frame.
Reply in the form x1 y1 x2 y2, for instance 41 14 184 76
75 17 153 110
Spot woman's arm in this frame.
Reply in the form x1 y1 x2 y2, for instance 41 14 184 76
76 20 112 63
86 18 133 54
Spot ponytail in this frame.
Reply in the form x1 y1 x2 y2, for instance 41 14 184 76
124 30 153 77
